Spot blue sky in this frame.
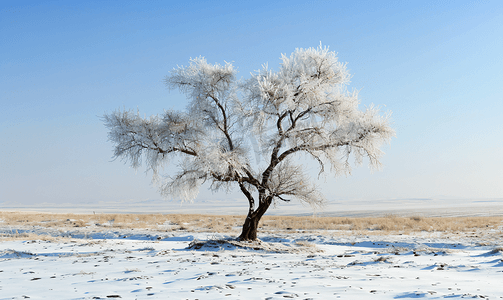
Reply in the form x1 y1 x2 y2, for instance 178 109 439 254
1 0 502 207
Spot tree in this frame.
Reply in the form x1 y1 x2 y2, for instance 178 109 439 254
103 45 395 241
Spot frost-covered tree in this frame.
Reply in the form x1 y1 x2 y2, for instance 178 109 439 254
103 45 395 240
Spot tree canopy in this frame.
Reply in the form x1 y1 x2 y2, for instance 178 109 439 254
103 44 395 240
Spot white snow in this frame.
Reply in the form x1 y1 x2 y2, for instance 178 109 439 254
1 224 502 299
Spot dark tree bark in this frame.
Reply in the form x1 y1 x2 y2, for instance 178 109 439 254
238 196 272 241
238 213 260 241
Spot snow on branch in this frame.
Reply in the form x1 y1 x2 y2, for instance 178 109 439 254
104 44 395 209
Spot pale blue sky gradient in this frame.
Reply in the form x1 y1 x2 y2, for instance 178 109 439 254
1 0 502 206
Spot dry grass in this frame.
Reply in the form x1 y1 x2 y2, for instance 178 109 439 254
258 214 503 234
188 238 322 253
489 246 503 254
0 231 71 242
0 211 244 235
294 240 315 248
1 211 502 238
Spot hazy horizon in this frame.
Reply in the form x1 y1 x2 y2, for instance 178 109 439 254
2 197 503 218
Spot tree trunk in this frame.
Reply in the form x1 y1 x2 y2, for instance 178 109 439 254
238 197 272 241
238 213 260 241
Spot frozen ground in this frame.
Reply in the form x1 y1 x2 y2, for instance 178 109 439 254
1 223 503 299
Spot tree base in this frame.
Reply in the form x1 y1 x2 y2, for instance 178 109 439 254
238 214 260 241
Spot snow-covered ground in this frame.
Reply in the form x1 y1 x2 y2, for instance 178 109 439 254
1 223 502 299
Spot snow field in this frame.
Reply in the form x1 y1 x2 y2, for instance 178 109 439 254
1 229 503 300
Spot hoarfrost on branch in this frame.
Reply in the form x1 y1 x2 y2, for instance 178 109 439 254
103 44 395 240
